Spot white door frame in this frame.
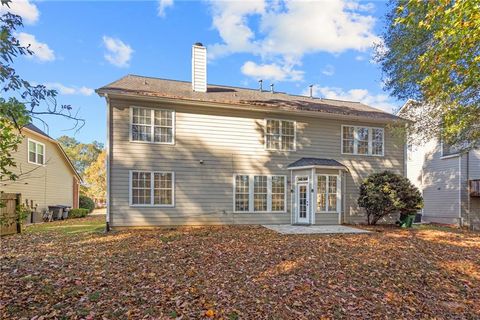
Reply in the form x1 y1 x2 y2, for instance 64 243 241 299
295 178 310 224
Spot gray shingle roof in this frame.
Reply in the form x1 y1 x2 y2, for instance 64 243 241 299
287 158 346 169
24 123 51 139
97 74 402 122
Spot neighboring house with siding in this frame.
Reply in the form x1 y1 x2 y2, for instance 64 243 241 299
1 124 81 212
399 101 480 226
96 43 406 228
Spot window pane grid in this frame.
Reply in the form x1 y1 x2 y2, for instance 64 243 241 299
132 172 152 205
131 171 173 206
254 176 268 212
317 175 338 213
235 175 250 212
343 126 383 156
265 120 295 151
271 176 285 212
28 140 44 165
131 108 173 143
234 175 286 213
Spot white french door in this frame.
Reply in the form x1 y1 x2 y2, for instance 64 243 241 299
296 182 310 224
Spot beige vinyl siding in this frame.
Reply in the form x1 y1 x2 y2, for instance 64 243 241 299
1 132 76 211
109 98 404 226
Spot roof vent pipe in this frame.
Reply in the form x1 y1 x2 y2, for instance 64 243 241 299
192 43 207 92
309 84 313 98
270 83 274 93
258 79 263 92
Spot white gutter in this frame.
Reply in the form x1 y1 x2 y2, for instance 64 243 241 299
105 94 111 231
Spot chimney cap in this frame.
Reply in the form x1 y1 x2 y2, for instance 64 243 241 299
194 42 204 47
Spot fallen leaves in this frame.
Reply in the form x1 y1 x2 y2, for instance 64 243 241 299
0 215 479 319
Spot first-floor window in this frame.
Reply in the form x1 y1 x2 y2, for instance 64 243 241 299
234 175 286 212
254 176 268 211
235 175 250 212
131 171 174 206
271 176 286 212
317 175 339 213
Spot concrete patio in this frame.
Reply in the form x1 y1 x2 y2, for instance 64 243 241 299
262 224 371 235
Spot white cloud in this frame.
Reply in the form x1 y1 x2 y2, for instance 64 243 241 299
157 0 174 17
241 61 303 81
304 85 397 113
45 83 94 96
0 0 39 24
321 64 335 76
207 0 379 82
102 36 133 68
355 55 365 61
16 32 55 62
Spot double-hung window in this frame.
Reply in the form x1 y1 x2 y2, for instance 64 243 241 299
131 107 174 144
265 119 295 151
28 139 45 165
317 175 339 213
342 125 384 156
234 175 286 212
130 171 174 206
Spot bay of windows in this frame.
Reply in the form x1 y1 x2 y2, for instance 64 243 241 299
131 107 174 144
234 175 286 212
131 171 174 206
342 125 384 156
265 119 295 151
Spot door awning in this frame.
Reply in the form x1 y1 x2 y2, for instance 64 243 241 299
287 158 347 171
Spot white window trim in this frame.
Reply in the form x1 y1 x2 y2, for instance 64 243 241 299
233 174 287 213
264 118 297 151
27 138 46 166
341 125 384 156
315 174 341 213
129 170 175 207
129 106 175 145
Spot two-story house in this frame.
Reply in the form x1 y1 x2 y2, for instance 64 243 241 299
1 124 81 213
96 43 406 228
399 100 480 227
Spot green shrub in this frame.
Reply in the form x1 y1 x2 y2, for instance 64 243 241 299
79 195 95 213
69 208 89 219
358 171 423 225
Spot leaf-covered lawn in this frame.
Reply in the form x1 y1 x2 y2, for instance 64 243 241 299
1 216 479 319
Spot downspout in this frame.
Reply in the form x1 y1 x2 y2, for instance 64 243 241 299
458 155 462 226
466 151 470 228
105 94 111 232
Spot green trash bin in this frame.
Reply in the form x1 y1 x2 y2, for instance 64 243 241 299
399 214 415 228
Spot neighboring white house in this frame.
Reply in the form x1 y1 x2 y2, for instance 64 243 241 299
399 101 480 226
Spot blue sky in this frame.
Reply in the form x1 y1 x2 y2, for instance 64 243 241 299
5 0 399 144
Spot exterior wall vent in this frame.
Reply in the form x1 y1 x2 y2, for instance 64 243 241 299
192 43 207 92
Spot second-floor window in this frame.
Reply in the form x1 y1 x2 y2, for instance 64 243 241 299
265 119 296 151
131 107 174 144
28 139 45 165
342 125 384 156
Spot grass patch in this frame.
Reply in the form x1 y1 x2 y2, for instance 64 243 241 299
25 216 105 235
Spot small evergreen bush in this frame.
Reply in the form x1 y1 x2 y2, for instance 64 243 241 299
79 195 95 213
69 208 89 218
358 171 423 225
